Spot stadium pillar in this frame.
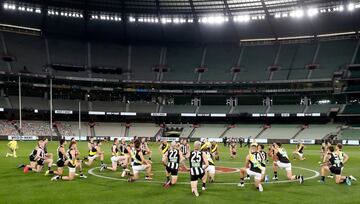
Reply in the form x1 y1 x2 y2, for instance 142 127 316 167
50 78 53 141
78 101 81 141
18 76 22 130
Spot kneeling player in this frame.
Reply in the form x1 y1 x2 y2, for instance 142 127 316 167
229 142 237 159
162 141 185 188
319 145 356 185
211 142 219 161
6 138 18 158
184 141 209 197
84 140 105 167
271 143 303 184
238 143 265 192
51 141 77 181
101 138 130 177
141 137 152 161
46 139 66 176
128 139 153 182
293 141 305 160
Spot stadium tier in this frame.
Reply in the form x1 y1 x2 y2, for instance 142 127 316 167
339 128 360 140
223 124 264 139
128 123 160 138
94 122 125 137
1 33 358 82
295 124 341 140
259 125 301 139
191 124 228 138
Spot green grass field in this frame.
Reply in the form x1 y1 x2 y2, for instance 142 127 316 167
0 141 359 204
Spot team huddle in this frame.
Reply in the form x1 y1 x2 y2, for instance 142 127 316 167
9 137 357 197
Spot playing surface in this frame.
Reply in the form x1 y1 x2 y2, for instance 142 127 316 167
0 141 359 204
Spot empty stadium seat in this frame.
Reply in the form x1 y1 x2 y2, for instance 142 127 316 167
161 105 196 113
268 105 305 114
201 45 239 82
4 33 47 74
163 45 202 81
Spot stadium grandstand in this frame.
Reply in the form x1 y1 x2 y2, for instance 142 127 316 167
0 0 360 203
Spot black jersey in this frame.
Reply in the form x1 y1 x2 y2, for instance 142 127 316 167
111 144 119 156
167 149 180 169
180 144 189 155
66 148 76 168
276 148 290 163
249 152 263 174
132 149 143 166
258 150 267 167
57 145 65 161
329 152 343 168
30 149 37 157
297 144 304 153
119 143 129 155
189 150 204 176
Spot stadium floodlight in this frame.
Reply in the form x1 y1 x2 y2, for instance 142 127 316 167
282 12 289 18
173 18 180 24
339 5 344 12
18 6 25 11
234 15 250 23
348 3 355 11
307 8 318 17
274 13 281 18
35 8 41 13
290 9 304 18
129 16 136 22
187 18 194 23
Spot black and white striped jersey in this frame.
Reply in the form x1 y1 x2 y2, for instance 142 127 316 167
180 144 188 155
189 150 204 176
167 149 180 169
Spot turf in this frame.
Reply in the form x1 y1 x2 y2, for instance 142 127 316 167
0 141 359 204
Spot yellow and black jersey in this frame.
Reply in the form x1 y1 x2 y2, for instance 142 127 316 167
297 144 304 153
211 143 218 153
88 143 97 156
112 144 119 156
205 151 215 166
161 143 170 154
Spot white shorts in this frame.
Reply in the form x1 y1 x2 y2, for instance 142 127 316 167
276 161 292 171
132 164 146 174
246 168 262 181
88 154 99 160
68 167 76 173
111 156 119 164
205 165 216 174
295 152 304 158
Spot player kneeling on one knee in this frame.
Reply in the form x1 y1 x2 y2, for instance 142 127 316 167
319 144 356 185
238 143 265 192
271 143 304 183
51 141 78 181
100 138 130 177
128 139 152 182
162 141 185 188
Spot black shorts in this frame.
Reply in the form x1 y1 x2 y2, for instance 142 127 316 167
37 159 45 166
330 166 342 175
190 173 205 181
166 166 178 176
57 160 65 167
29 155 36 162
